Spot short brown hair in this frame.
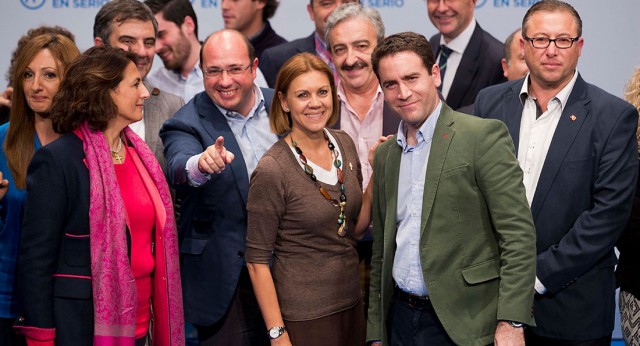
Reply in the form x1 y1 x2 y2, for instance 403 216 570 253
270 52 338 135
51 46 138 134
93 0 158 43
522 0 582 38
372 31 436 80
6 33 80 189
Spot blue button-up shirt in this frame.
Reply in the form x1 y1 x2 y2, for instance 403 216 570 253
392 102 442 296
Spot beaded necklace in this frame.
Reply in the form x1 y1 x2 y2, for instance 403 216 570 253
290 131 347 237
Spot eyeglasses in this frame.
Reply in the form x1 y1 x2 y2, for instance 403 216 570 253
203 63 252 79
524 36 580 49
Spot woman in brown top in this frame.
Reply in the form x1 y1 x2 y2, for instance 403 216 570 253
245 53 374 346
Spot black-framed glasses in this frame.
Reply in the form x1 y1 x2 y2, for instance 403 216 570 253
524 36 580 49
203 63 252 79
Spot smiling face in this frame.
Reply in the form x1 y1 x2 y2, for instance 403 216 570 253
201 31 257 115
378 51 441 131
328 16 379 93
523 10 583 93
104 19 156 78
279 70 333 138
110 62 150 125
155 13 192 71
22 49 62 118
427 0 476 42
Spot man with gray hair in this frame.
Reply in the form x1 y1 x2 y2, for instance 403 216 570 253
324 2 400 315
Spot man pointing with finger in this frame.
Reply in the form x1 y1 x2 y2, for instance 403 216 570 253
160 29 277 346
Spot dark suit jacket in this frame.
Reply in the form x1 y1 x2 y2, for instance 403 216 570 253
367 104 536 345
143 81 184 175
474 75 639 339
430 23 505 111
251 20 287 63
260 33 316 88
15 134 92 345
160 89 274 326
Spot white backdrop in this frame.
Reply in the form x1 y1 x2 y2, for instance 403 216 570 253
4 0 640 98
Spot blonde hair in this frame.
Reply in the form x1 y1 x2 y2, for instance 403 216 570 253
624 67 640 158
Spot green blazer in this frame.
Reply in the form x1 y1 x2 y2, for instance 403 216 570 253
367 104 536 346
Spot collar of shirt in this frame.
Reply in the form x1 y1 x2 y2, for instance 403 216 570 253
438 18 476 54
218 84 264 120
336 80 384 108
519 70 580 110
396 101 443 152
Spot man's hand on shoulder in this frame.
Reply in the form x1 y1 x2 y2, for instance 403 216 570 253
494 321 525 346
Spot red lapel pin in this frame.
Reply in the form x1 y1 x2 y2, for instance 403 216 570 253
443 134 449 138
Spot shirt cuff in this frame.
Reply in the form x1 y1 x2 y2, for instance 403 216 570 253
534 276 547 294
186 153 211 187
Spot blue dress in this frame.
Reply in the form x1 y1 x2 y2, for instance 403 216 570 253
0 122 41 318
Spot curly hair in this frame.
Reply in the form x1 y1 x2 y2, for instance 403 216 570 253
624 67 640 158
6 33 79 189
51 46 138 134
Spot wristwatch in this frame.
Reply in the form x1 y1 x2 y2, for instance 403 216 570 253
268 326 286 339
507 321 525 328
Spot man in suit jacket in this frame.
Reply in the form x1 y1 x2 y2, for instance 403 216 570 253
427 0 505 111
259 0 358 87
93 0 184 174
474 1 638 344
160 29 277 346
367 31 536 346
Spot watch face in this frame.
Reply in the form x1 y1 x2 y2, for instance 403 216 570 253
269 328 281 338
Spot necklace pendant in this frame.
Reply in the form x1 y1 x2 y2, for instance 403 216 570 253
337 222 347 237
111 151 123 164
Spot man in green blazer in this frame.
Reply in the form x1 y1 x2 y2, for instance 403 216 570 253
367 31 536 346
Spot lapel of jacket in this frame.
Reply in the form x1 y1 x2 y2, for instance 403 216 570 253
143 81 160 153
420 104 455 238
299 34 316 53
530 75 590 217
196 95 250 205
502 80 526 153
446 25 483 109
384 138 402 245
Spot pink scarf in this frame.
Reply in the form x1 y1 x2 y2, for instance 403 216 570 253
77 123 184 346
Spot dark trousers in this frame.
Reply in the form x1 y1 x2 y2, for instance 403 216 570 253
387 293 455 346
195 267 268 346
525 330 612 346
0 317 25 346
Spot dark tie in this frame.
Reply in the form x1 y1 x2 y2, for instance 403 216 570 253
437 45 453 92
